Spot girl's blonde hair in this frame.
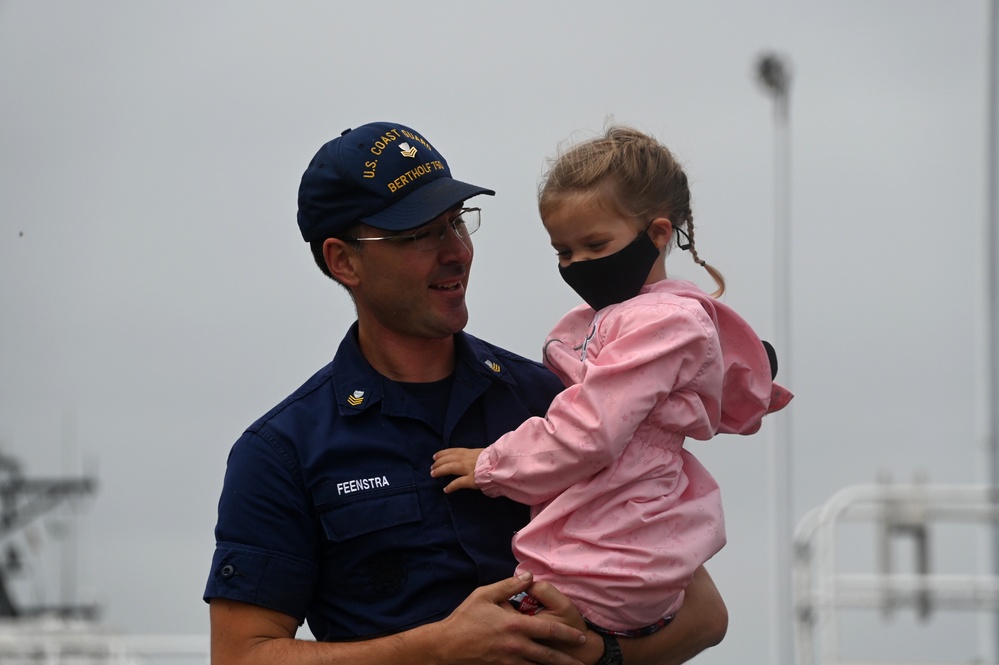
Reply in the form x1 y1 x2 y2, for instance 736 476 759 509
538 126 725 297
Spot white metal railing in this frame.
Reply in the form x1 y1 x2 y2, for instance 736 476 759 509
793 482 999 665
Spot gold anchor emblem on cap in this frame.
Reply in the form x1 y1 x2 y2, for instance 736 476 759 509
398 142 418 158
347 390 365 406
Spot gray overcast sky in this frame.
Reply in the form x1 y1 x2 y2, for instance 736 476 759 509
0 1 994 662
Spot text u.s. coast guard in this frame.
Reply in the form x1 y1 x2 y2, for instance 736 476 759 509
361 127 444 193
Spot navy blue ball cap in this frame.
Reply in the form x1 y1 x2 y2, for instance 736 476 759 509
297 121 495 242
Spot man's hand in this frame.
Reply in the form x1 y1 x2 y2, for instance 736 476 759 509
211 573 589 665
428 572 589 665
431 447 484 493
523 580 605 665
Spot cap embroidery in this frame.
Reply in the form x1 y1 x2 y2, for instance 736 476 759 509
368 128 402 156
484 360 502 373
297 121 494 243
347 390 365 406
386 159 445 193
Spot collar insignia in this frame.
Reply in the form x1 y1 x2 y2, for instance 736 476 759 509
347 390 365 406
484 360 502 373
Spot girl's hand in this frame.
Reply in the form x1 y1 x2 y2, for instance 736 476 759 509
431 448 485 493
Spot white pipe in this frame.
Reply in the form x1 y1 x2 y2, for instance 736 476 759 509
987 0 999 660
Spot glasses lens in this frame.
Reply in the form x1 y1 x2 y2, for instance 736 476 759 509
413 223 446 251
413 209 481 251
455 208 480 236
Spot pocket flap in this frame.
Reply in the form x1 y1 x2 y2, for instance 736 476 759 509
313 472 422 541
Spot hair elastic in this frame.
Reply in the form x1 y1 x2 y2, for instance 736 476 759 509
673 225 692 251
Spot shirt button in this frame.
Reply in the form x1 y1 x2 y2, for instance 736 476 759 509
221 564 235 579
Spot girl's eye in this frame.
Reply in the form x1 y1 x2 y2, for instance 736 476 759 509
555 249 571 258
588 241 608 251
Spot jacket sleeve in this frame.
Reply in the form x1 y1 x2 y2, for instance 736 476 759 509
475 300 720 505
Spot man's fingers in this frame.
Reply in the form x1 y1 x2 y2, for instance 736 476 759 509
522 642 585 665
476 572 534 605
527 615 588 646
524 580 588 636
489 578 587 648
525 581 569 613
438 575 587 665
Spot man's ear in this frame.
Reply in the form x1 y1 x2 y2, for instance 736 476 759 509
648 217 674 250
323 238 362 287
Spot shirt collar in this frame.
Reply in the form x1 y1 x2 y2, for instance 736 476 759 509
330 323 516 417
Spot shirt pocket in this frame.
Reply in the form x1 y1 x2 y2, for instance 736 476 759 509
310 469 443 636
312 470 423 542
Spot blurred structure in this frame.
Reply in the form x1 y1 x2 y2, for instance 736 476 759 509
0 451 97 620
755 50 795 665
986 0 999 654
0 449 207 664
793 480 999 665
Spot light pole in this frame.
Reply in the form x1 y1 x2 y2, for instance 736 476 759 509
987 0 999 659
755 51 794 665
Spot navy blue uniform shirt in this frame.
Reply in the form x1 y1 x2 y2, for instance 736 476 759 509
204 324 563 641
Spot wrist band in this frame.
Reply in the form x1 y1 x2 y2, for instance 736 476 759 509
595 632 623 665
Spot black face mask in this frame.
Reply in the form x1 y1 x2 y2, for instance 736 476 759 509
558 227 660 311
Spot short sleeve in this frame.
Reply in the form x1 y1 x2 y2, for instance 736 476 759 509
203 429 320 621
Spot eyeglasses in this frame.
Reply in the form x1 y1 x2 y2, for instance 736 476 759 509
351 208 481 251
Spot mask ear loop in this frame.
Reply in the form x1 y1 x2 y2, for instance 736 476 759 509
673 225 692 251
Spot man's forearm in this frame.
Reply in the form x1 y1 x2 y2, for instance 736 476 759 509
211 598 436 665
618 566 727 665
210 574 591 665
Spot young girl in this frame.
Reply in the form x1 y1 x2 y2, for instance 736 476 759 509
431 126 792 636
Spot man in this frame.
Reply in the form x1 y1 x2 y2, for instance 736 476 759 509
205 121 728 665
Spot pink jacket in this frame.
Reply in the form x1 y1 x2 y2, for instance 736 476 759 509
475 280 792 631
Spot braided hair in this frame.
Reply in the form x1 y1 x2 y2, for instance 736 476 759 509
539 126 725 297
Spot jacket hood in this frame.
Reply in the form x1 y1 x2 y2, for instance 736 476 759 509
652 281 793 435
